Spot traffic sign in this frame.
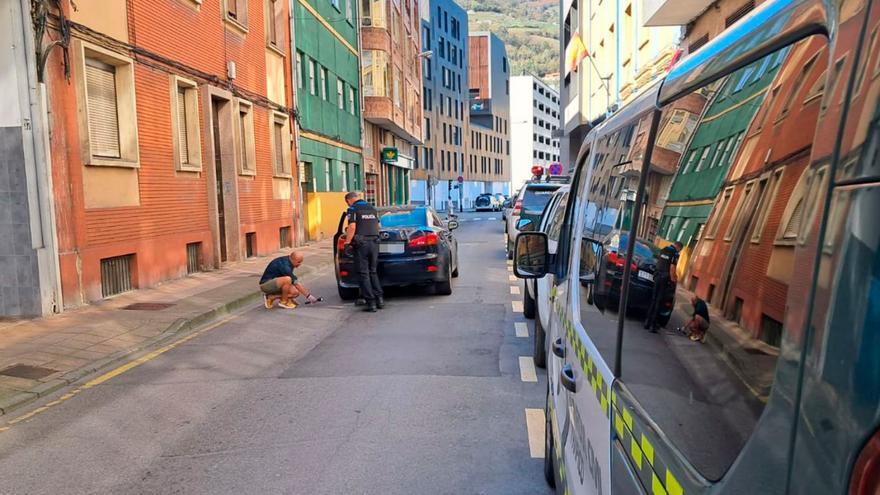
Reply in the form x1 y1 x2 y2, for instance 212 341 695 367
457 175 464 184
549 162 563 175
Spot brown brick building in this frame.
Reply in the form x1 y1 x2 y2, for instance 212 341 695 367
43 0 297 307
360 0 423 205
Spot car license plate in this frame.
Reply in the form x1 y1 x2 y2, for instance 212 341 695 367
379 242 405 254
638 270 654 282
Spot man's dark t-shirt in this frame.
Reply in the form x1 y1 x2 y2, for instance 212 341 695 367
656 244 680 279
693 298 710 323
260 256 297 284
347 199 380 238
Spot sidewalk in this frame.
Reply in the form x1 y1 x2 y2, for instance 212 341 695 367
0 240 334 415
668 287 779 401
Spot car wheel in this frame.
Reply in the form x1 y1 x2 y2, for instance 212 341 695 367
593 290 606 311
434 265 453 295
523 285 536 319
533 301 547 368
451 260 459 278
543 385 557 488
338 285 359 301
506 237 514 260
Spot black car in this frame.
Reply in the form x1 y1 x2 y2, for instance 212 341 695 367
590 231 674 326
334 206 460 299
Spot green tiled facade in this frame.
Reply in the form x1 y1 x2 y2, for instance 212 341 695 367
293 0 362 193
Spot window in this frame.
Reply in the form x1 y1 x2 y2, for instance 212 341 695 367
330 0 340 10
321 67 329 100
694 146 712 172
270 112 291 176
361 0 386 27
76 41 139 167
393 68 402 107
345 0 353 23
706 187 734 238
724 181 756 241
266 0 283 49
362 50 390 97
309 59 317 95
751 169 783 242
733 67 754 92
171 76 201 170
779 54 817 118
224 0 248 30
349 86 356 114
337 79 345 109
296 52 304 89
236 100 256 174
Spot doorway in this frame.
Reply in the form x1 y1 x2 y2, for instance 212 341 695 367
206 90 241 266
211 98 228 262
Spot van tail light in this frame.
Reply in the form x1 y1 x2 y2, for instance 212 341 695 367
409 232 439 248
849 429 880 495
512 199 523 216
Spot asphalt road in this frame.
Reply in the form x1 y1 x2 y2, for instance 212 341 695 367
0 212 552 495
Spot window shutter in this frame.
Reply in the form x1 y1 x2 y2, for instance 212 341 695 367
274 122 284 174
784 197 805 238
177 88 189 164
85 60 121 158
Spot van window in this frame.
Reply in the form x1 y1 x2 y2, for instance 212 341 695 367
606 38 829 481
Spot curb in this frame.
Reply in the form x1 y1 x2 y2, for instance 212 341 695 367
0 257 335 417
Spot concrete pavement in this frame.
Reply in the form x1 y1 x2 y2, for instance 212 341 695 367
0 212 552 494
0 241 333 416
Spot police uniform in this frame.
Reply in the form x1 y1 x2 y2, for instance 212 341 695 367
348 199 384 307
645 244 679 331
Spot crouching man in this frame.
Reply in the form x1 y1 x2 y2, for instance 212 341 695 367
259 251 319 309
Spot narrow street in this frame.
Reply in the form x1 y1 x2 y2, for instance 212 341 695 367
0 213 553 495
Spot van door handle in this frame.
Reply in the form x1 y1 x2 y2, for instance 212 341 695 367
560 364 578 393
552 338 565 358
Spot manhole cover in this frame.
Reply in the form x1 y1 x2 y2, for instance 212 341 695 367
122 302 175 311
0 364 58 380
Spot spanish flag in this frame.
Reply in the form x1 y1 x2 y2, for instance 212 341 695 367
565 30 589 75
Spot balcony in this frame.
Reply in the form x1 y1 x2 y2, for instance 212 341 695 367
642 0 714 26
469 97 492 116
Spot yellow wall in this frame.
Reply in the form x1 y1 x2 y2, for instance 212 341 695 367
306 192 349 241
265 51 286 106
70 0 129 42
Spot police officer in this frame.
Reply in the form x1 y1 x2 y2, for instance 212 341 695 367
342 192 384 312
644 241 682 332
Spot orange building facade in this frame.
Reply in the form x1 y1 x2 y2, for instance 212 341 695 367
43 0 298 307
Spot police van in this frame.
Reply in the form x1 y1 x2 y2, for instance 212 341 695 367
514 0 880 493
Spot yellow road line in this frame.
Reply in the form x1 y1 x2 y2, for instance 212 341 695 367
1 313 241 431
525 408 546 458
515 322 529 338
510 285 521 295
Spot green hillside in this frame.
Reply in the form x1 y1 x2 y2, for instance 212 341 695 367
462 0 560 84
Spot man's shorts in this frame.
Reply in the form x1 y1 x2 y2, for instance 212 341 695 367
260 278 287 295
694 314 710 331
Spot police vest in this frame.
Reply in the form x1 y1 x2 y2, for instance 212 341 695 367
349 201 380 237
656 245 679 277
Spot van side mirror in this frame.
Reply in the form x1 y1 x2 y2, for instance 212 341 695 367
447 220 459 230
514 232 551 279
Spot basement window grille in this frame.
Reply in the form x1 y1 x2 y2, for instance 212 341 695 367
101 254 134 298
280 227 291 249
760 314 783 348
246 232 256 258
186 242 202 274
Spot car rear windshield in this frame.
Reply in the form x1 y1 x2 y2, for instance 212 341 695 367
379 208 428 228
522 186 559 213
608 233 655 261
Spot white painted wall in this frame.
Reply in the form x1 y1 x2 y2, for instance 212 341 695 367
510 75 561 191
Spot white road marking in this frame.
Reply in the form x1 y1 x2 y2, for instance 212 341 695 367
488 217 498 221
510 285 521 295
525 408 546 458
506 259 513 266
508 274 517 282
519 356 538 382
507 266 513 273
512 301 523 313
515 322 529 338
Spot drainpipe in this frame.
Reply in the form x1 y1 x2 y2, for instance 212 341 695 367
288 0 306 245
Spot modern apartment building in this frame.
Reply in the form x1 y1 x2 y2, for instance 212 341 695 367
293 0 363 241
466 32 511 201
361 0 424 206
510 75 561 191
412 0 469 211
559 0 679 171
27 0 296 310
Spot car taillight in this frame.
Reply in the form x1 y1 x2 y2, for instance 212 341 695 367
340 270 349 277
336 237 345 252
607 252 636 272
512 200 523 216
409 232 439 248
850 429 880 495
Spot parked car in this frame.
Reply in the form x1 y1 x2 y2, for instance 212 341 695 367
334 206 459 299
589 231 673 325
474 193 501 211
494 193 507 208
522 186 569 368
505 180 565 259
